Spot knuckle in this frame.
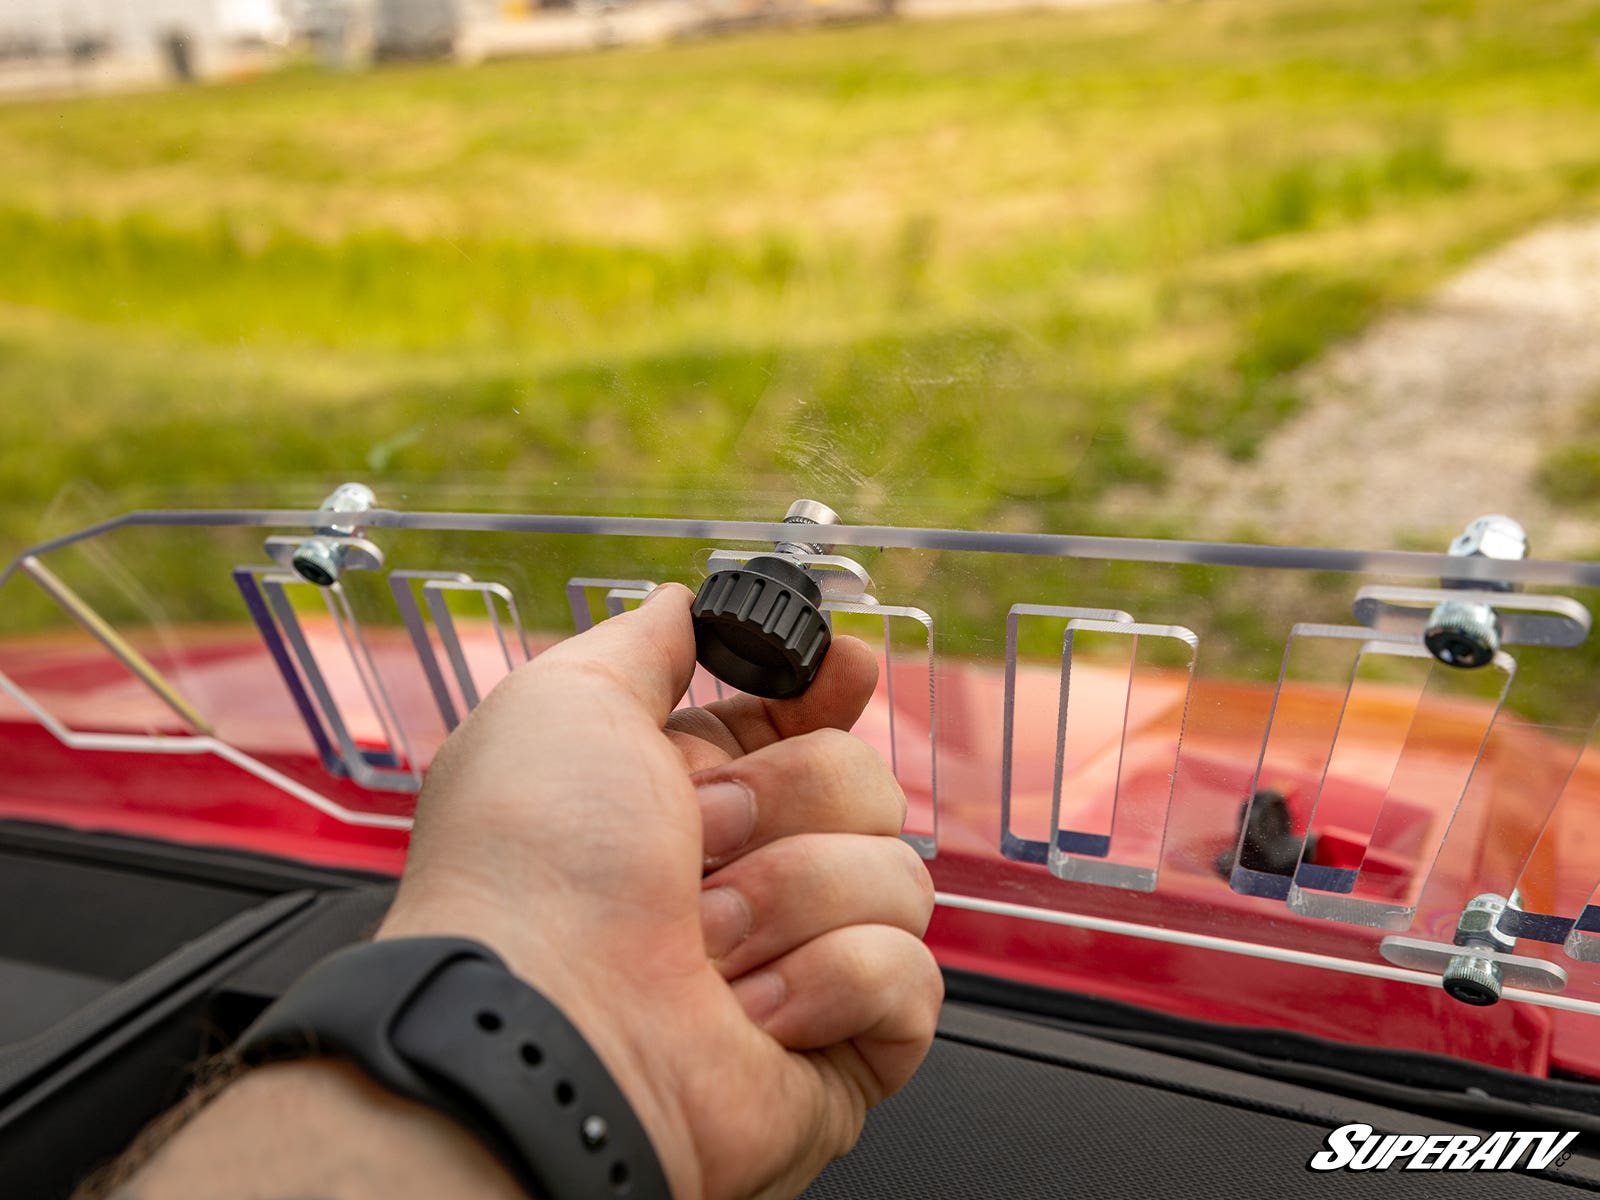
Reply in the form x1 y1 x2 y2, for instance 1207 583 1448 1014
543 653 633 700
787 835 835 896
664 706 725 743
907 942 944 1036
798 729 863 799
836 928 883 991
560 652 640 700
890 837 937 925
799 730 901 828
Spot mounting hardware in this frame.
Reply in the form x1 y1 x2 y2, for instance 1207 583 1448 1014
1423 515 1527 669
772 498 841 557
1441 954 1503 1007
690 500 839 699
1455 890 1520 954
291 483 378 587
1380 889 1567 1005
1442 891 1518 1005
1445 514 1528 575
1424 599 1502 668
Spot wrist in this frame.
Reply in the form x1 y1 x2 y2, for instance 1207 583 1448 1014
129 1060 526 1199
374 901 702 1200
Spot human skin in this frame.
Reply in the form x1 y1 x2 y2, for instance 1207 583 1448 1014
107 583 942 1200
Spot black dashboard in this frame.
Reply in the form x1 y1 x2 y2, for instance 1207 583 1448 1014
4 820 1597 1199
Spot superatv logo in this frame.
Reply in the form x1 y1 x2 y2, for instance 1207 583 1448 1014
1309 1124 1578 1172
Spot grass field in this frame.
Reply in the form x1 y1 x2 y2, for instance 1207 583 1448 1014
3 0 1600 568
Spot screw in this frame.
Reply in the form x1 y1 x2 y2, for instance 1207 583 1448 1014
773 499 842 558
1424 600 1501 668
291 482 376 587
1442 953 1504 1006
1441 891 1518 1006
1423 514 1526 669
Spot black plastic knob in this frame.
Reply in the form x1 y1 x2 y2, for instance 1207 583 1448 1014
691 556 831 699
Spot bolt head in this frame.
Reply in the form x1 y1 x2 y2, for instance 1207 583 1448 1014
314 483 375 540
1448 515 1528 562
324 482 376 515
1442 954 1503 1006
1455 892 1517 954
291 539 345 586
1423 600 1500 668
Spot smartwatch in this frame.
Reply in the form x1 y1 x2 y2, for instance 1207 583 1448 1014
234 936 671 1200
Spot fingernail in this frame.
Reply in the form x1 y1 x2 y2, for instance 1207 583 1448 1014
732 970 786 1024
699 887 753 960
696 779 755 864
642 582 683 607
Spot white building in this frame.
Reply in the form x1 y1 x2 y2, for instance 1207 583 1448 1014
0 0 288 67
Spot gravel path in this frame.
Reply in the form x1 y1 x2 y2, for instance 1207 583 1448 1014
1121 220 1600 556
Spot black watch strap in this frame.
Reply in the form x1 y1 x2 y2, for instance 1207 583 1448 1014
234 936 671 1200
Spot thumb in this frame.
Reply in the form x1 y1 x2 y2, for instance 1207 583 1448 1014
532 582 698 725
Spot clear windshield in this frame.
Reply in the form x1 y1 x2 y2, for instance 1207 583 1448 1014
3 0 1599 1080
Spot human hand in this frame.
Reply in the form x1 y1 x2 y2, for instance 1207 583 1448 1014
378 583 941 1200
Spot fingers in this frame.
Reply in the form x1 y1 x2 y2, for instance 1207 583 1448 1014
402 584 707 949
693 633 879 753
524 582 698 727
700 833 935 977
731 924 943 1103
693 727 906 866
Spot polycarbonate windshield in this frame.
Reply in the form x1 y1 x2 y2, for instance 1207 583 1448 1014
4 493 1600 1075
5 0 1600 1082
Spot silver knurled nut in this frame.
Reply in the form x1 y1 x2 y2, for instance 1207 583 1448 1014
775 499 842 556
1423 599 1500 668
1442 954 1504 1005
291 538 347 586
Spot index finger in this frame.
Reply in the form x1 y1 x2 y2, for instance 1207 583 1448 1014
525 581 698 727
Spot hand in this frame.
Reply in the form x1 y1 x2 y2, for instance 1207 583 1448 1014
378 583 941 1200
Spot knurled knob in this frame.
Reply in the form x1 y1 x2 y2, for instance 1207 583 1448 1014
691 555 831 699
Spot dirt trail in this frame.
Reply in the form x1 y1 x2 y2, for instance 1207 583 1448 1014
1118 219 1600 557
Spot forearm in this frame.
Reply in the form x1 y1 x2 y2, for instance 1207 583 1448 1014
92 1061 527 1200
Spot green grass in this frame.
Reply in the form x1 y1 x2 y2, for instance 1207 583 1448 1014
4 0 1600 583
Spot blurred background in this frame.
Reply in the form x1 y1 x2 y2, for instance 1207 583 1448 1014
1 0 1599 559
